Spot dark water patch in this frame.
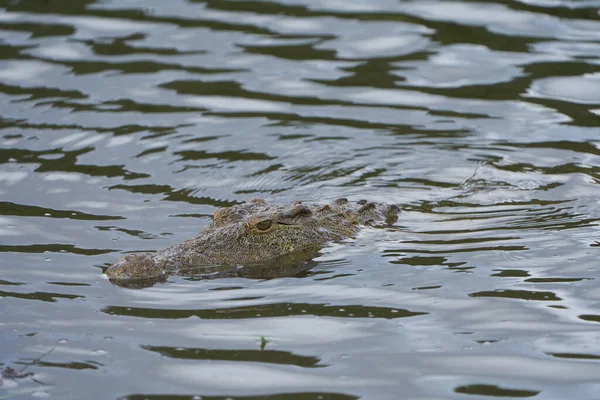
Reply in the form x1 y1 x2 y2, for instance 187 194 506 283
241 42 337 62
448 265 475 273
47 282 91 287
503 0 600 18
455 384 540 397
0 42 34 59
3 120 99 133
208 286 246 291
547 353 600 360
182 135 224 144
429 200 569 211
385 255 449 266
103 303 426 320
511 208 599 231
476 339 502 344
423 205 546 216
401 236 520 245
409 205 583 236
0 290 83 303
204 111 419 132
412 285 441 291
2 133 23 139
0 82 86 101
161 80 336 107
313 273 356 282
469 290 561 301
51 99 202 114
54 2 285 35
0 148 64 166
525 277 591 283
115 124 184 137
3 119 181 136
0 280 25 288
135 146 168 158
536 217 599 231
276 134 314 141
143 346 325 368
491 270 530 277
396 177 461 189
0 20 75 38
311 136 350 142
334 59 418 89
123 393 358 400
0 244 115 255
286 165 364 185
32 150 151 180
428 22 533 52
578 315 600 323
94 225 163 240
385 245 528 255
201 0 319 18
494 160 600 178
74 34 206 56
109 184 175 196
383 252 469 267
246 163 286 177
175 150 276 163
0 0 96 13
170 213 211 219
54 59 236 76
418 223 577 235
522 99 600 127
227 296 265 302
160 191 238 207
31 361 100 371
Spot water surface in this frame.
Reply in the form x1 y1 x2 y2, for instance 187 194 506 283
1 0 600 399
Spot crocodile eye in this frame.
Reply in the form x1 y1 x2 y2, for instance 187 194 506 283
256 220 272 231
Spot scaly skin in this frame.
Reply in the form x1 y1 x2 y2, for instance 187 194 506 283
105 197 399 284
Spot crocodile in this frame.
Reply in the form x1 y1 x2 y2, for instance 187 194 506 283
105 197 399 286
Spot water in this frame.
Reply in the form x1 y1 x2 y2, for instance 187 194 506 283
1 0 600 398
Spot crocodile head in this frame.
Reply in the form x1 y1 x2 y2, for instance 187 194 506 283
198 198 361 264
105 198 399 285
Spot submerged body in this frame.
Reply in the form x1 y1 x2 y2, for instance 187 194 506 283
106 198 399 284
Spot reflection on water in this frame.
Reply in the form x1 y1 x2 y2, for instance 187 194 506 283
455 384 540 398
103 302 426 319
2 0 600 398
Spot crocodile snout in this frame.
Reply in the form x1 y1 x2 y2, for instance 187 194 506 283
106 254 167 281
